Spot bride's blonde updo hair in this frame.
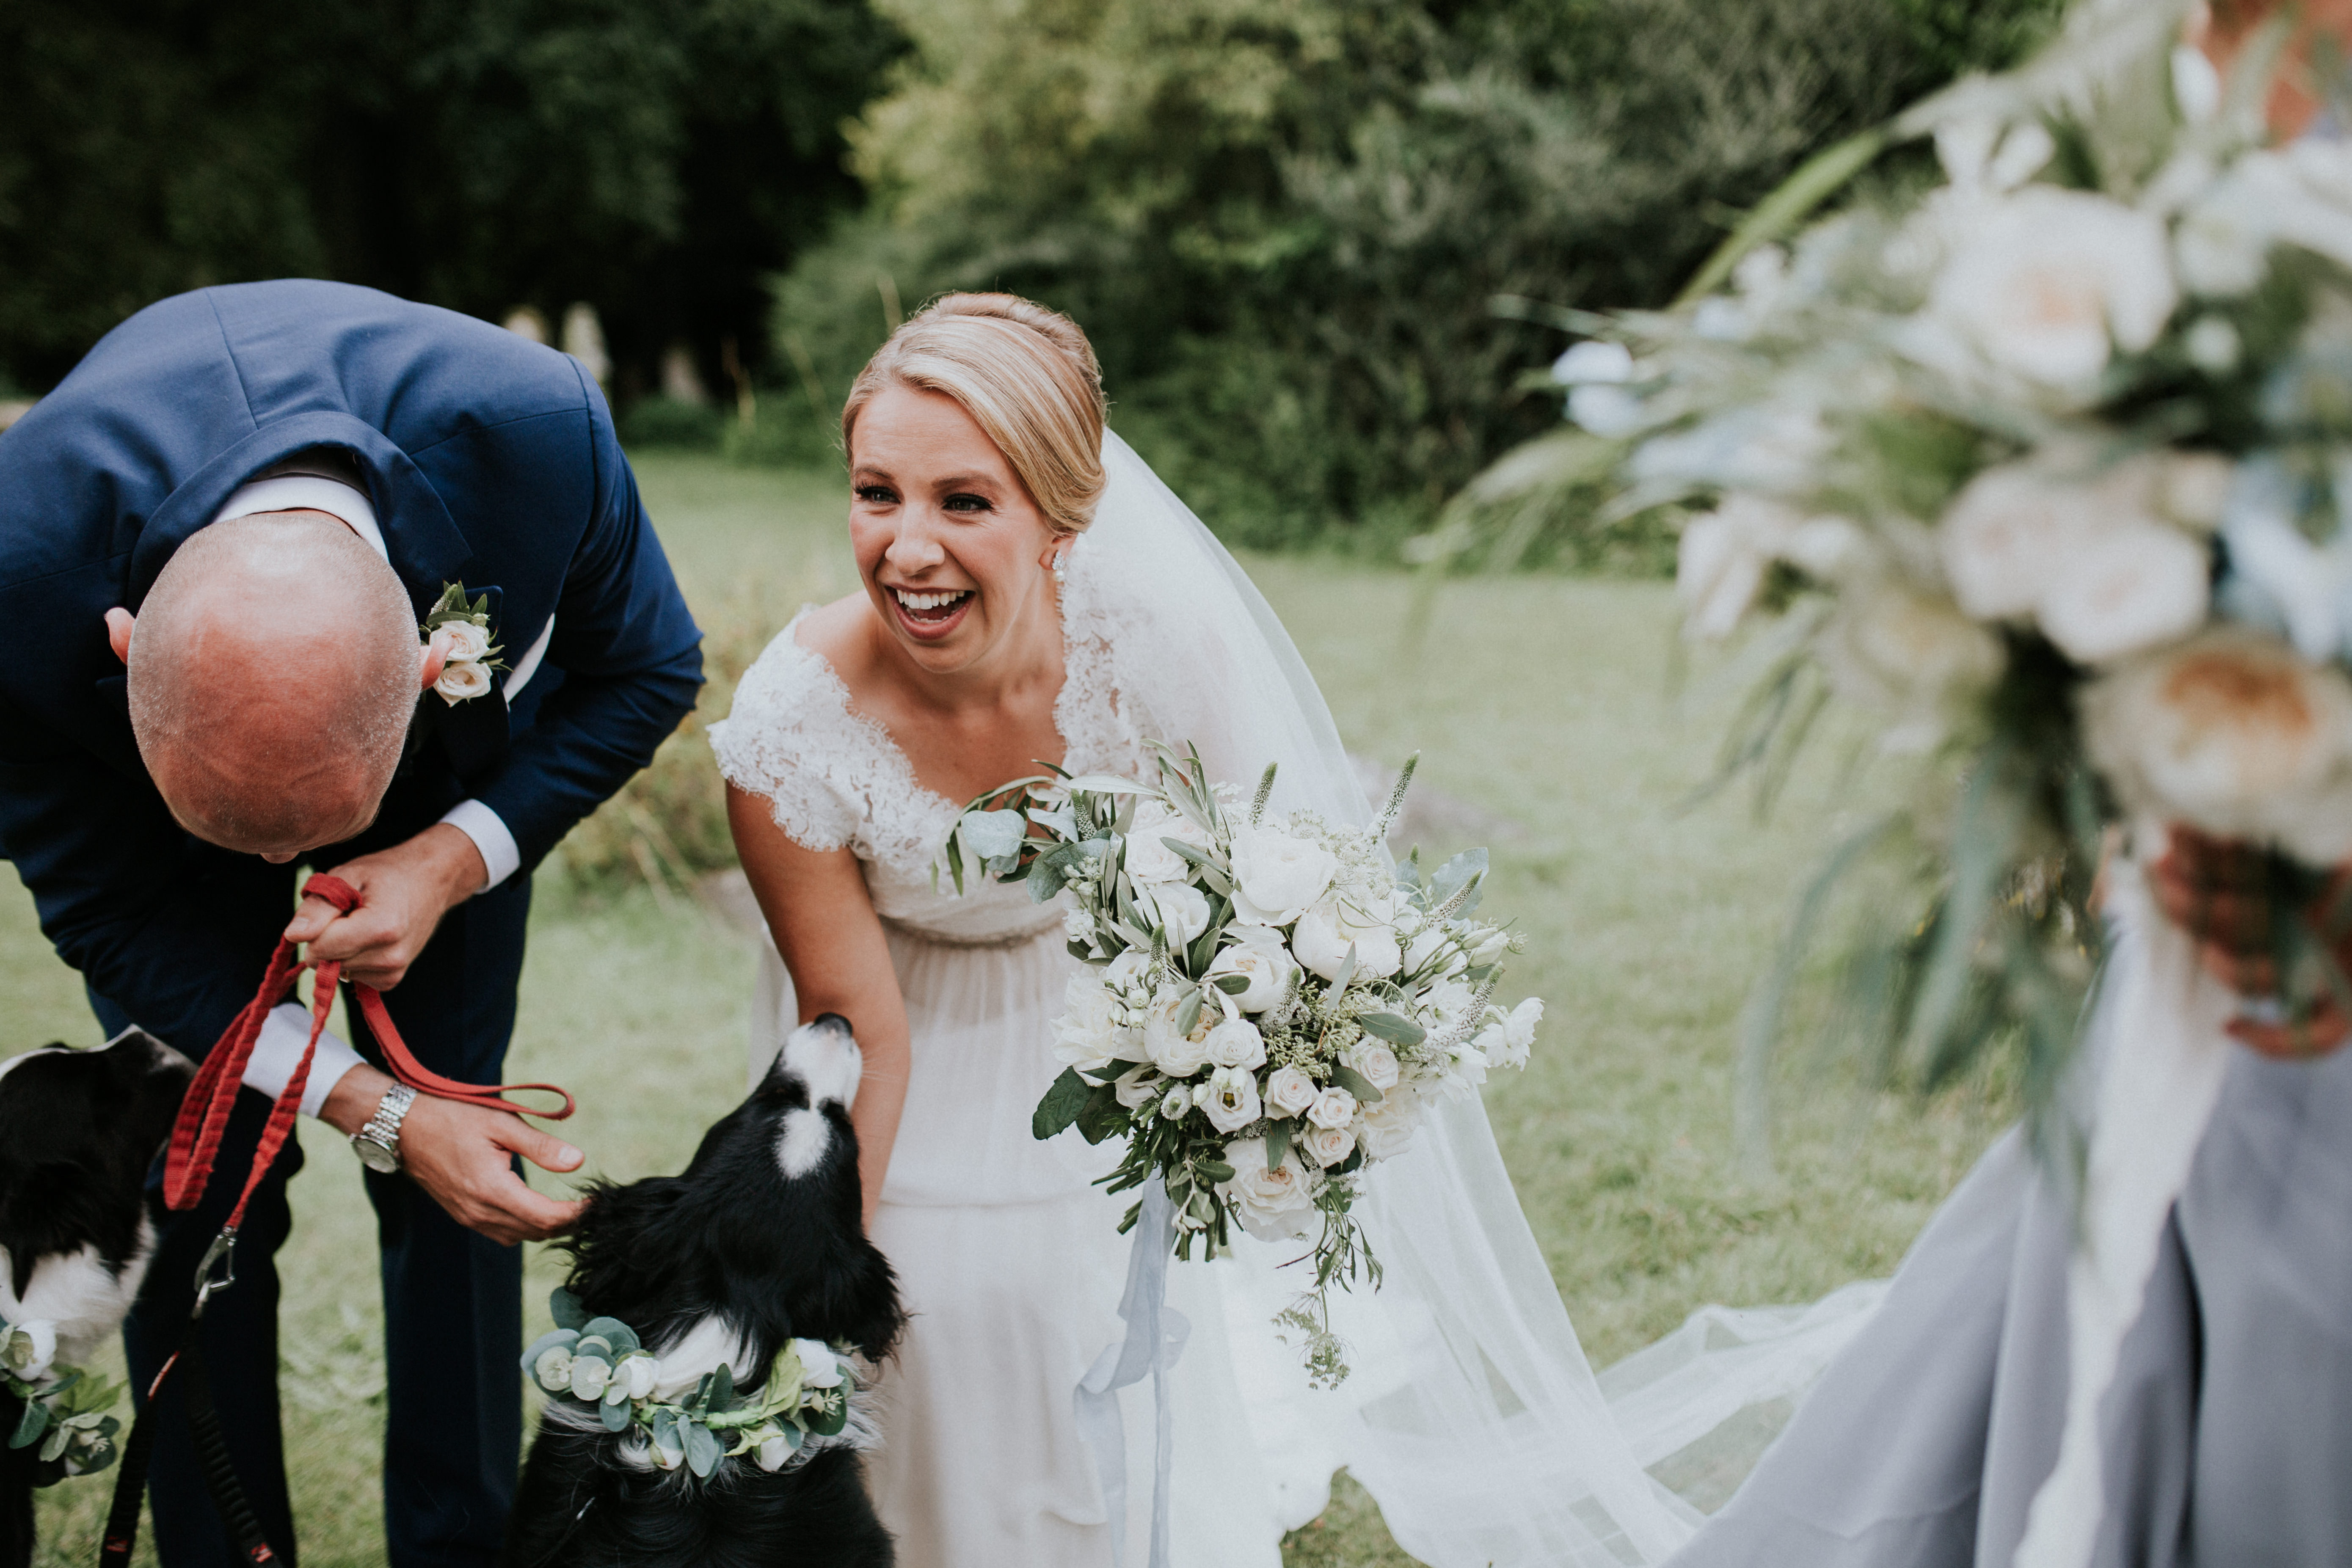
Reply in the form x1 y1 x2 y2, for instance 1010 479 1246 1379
841 293 1108 537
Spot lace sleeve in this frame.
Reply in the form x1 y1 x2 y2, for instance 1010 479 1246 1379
707 621 863 853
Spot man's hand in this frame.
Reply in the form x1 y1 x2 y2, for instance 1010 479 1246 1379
322 1066 585 1244
2151 825 2352 1058
287 824 487 989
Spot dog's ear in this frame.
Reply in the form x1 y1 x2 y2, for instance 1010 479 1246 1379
3 1169 88 1296
826 1249 906 1364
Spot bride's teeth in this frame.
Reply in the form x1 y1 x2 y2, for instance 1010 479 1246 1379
894 589 968 612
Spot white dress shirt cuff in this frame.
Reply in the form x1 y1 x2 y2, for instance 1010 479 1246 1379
246 1003 369 1117
439 799 521 891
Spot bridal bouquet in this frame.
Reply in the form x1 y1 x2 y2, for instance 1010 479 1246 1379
940 747 1542 1384
3 1317 122 1478
1535 1 2352 1104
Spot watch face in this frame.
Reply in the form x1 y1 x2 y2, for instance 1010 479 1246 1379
352 1136 402 1174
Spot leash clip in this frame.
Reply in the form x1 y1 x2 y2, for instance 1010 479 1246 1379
193 1227 239 1317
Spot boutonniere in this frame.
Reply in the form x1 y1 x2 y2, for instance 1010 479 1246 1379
421 582 508 706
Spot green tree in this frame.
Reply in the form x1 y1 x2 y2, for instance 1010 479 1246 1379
776 0 2060 548
0 0 903 391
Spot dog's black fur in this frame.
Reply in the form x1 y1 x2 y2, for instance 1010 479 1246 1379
503 1014 904 1568
0 1031 194 1568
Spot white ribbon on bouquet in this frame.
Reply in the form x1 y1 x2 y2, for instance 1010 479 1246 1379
1073 1185 1190 1568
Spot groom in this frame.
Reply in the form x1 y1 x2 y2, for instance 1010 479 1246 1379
0 280 703 1566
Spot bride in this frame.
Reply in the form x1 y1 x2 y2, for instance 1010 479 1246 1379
709 292 1857 1566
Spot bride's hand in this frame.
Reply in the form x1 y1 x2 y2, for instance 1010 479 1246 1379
2151 824 2352 1058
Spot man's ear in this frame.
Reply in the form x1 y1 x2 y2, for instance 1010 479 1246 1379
105 607 135 666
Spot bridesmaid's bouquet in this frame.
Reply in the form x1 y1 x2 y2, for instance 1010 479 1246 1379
940 746 1542 1384
1507 3 2352 1104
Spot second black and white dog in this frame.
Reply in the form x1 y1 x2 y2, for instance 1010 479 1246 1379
503 1014 905 1568
0 1030 195 1568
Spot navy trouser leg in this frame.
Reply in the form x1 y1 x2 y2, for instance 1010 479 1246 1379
104 987 304 1568
347 874 532 1568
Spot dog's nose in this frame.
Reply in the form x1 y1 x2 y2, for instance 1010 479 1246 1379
811 1012 854 1037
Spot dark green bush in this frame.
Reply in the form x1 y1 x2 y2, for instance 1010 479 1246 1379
618 396 726 452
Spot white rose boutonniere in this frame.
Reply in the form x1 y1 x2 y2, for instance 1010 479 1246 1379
421 581 507 707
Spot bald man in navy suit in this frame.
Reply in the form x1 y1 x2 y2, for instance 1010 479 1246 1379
0 281 703 1566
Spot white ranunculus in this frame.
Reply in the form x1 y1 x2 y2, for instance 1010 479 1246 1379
1122 802 1205 886
1930 186 2177 390
1136 882 1211 948
1307 1088 1357 1131
1819 581 2005 747
1227 827 1338 926
2083 628 2352 863
793 1338 843 1388
1262 1065 1318 1119
1114 1065 1162 1109
1051 975 1125 1073
1205 930 1297 1012
1302 1123 1358 1168
1204 1012 1268 1072
1142 988 1214 1078
568 1354 613 1402
1357 1094 1423 1161
1197 1066 1263 1134
435 658 495 705
1292 890 1403 982
532 1344 575 1394
431 620 491 664
1345 1040 1401 1091
2036 520 2210 664
1216 1138 1317 1242
0 1320 57 1383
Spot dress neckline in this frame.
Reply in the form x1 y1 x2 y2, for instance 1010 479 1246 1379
781 604 1073 820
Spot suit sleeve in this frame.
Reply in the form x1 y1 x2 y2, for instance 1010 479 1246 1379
463 380 705 870
0 703 297 1059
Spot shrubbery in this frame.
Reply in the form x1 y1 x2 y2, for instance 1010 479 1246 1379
770 0 2061 558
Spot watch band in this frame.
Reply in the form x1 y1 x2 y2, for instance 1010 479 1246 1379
353 1083 419 1171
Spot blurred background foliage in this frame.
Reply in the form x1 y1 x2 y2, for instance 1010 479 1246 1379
2 0 2060 555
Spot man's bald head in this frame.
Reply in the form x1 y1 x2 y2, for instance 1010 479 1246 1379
127 512 419 856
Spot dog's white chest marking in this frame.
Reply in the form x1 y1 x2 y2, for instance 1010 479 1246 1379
0 1220 155 1367
776 1109 833 1179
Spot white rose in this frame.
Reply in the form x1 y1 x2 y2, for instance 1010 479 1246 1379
615 1353 660 1401
1136 882 1211 948
1103 949 1154 993
0 1320 57 1383
1114 1065 1163 1109
1142 988 1214 1077
1306 1088 1356 1130
430 619 491 664
757 1432 795 1472
1939 463 2081 620
1051 974 1125 1073
1817 582 2004 749
2083 628 2352 863
1357 1094 1423 1161
652 1430 687 1470
1302 1123 1358 1168
2035 520 2210 665
792 1338 844 1388
1216 1138 1317 1242
1205 931 1297 1012
435 658 495 705
1122 803 1205 886
1291 891 1403 983
1929 186 2177 391
1262 1065 1318 1119
568 1354 613 1402
1197 1066 1263 1133
1345 1040 1401 1091
1203 1012 1267 1072
1227 827 1338 926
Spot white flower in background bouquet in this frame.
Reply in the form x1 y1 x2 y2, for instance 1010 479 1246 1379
1489 0 2352 1109
940 745 1542 1385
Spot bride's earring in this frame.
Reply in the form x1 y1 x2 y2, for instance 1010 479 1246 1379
1051 548 1067 594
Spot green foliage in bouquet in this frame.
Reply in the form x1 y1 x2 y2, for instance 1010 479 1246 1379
1480 0 2352 1155
2 1320 122 1480
943 745 1542 1385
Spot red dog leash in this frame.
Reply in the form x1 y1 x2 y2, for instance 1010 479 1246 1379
102 873 578 1568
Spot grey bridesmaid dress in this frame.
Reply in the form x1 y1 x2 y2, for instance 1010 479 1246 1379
1667 1043 2352 1567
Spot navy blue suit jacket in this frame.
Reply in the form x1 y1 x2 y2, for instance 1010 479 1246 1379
0 280 703 1058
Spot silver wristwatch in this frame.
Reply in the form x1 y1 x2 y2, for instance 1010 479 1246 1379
351 1083 418 1174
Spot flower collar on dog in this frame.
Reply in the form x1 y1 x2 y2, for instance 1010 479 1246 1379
2 1317 122 1477
422 582 507 705
521 1290 859 1478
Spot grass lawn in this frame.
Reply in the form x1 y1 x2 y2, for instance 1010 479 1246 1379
28 451 2011 1565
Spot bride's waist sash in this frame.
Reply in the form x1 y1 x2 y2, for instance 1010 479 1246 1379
877 912 1064 952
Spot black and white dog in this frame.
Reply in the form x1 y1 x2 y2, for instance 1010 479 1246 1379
0 1030 195 1568
503 1014 904 1568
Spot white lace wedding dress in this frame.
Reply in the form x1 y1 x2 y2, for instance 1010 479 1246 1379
708 434 1883 1568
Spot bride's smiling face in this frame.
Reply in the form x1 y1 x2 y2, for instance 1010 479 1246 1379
848 383 1061 674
